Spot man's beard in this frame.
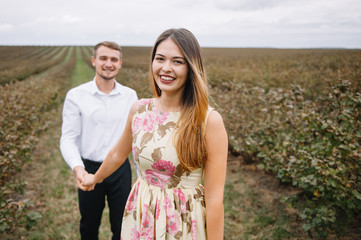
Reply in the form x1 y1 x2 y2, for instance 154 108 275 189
98 72 117 81
101 75 114 81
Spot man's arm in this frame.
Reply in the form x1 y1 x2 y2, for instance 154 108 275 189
60 91 92 191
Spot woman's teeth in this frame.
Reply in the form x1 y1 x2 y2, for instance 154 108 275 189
161 76 174 81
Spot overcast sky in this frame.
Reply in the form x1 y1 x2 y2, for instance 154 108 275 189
1 0 360 48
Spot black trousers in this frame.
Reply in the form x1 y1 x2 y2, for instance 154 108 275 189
78 158 131 240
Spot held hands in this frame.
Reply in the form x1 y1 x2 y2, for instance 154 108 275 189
73 166 96 191
81 173 99 191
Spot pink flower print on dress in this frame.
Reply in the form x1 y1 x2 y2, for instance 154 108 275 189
192 220 197 240
139 98 152 106
126 191 136 212
132 112 157 133
142 112 157 132
152 160 176 176
166 213 181 236
174 189 187 213
155 199 161 220
144 160 176 187
144 169 172 188
140 204 154 240
131 226 140 240
126 181 139 212
144 171 161 187
163 195 180 235
154 109 169 124
163 195 173 215
132 116 142 133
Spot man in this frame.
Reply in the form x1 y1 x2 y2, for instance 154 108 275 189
60 41 137 240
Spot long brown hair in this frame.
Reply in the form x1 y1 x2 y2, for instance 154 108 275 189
150 28 209 172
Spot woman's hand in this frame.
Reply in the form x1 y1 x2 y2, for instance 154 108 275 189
81 173 99 191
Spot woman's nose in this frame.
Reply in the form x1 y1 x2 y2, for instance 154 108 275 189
162 61 171 72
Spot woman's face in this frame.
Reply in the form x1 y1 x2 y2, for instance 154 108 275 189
152 38 189 96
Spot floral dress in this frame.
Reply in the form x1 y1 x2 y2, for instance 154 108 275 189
121 98 210 240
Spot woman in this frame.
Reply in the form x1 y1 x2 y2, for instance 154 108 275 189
82 28 228 239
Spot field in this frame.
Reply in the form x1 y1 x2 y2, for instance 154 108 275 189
0 45 360 239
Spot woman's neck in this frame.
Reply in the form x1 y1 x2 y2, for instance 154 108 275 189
158 93 182 112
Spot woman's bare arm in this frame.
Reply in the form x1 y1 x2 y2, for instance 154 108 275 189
82 100 139 186
203 110 228 240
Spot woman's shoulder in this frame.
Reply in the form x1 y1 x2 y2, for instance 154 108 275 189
138 98 153 106
204 107 227 142
206 107 224 128
129 98 154 115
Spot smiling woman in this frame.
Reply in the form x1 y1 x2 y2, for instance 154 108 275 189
152 38 189 105
81 28 228 240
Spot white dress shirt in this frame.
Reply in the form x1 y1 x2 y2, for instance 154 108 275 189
60 78 138 170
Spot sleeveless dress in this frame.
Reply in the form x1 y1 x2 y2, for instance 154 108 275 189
121 98 211 240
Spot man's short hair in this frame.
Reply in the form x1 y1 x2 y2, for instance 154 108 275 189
93 41 122 59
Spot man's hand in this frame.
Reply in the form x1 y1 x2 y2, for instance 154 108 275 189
82 173 100 187
73 166 95 191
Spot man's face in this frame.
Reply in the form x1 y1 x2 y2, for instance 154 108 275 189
92 46 122 81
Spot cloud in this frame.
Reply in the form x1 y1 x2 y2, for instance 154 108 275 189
0 0 360 48
20 15 83 27
60 15 83 24
213 0 289 11
0 23 13 32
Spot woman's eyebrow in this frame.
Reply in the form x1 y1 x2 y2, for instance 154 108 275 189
155 53 185 60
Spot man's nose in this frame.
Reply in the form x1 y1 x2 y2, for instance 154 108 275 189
103 58 113 66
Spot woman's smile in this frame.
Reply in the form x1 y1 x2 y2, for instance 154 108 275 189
152 38 188 94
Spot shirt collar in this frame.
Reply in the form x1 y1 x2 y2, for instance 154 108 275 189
91 77 122 96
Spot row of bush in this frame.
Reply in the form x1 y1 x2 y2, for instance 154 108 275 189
0 46 48 66
80 46 93 69
0 47 69 85
201 48 361 238
0 48 76 233
211 78 361 238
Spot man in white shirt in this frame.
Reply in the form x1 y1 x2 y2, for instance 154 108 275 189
60 41 138 240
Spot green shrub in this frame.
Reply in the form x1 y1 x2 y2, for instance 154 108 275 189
0 47 76 233
239 81 361 238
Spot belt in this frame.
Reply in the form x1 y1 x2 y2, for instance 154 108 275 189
81 158 102 167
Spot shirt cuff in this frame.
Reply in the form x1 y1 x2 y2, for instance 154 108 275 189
70 160 85 171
